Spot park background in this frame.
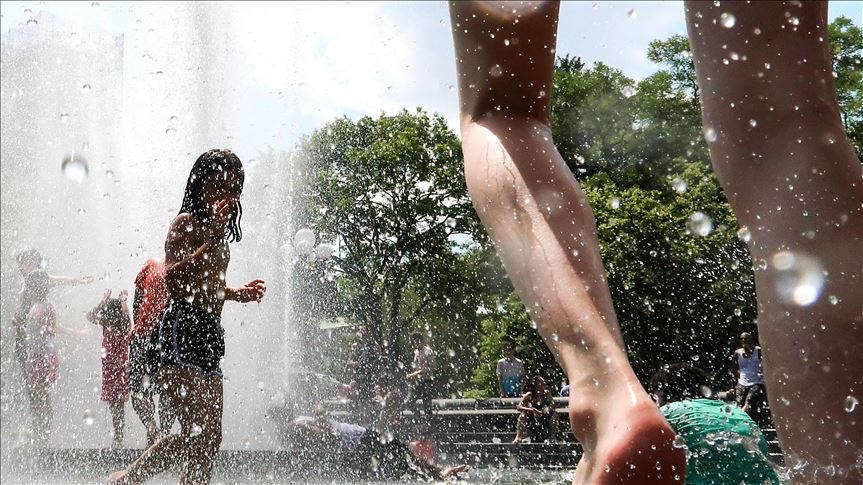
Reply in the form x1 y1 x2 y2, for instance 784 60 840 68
0 1 860 448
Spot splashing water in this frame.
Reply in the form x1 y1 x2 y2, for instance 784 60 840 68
61 153 89 183
703 127 718 143
672 435 687 449
719 13 736 28
770 251 825 306
671 177 687 193
607 196 621 209
845 395 859 413
736 226 751 243
687 212 713 237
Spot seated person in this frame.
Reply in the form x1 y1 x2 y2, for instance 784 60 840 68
649 363 779 485
513 375 559 443
293 403 467 480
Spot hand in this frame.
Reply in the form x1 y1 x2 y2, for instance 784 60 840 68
79 275 95 285
102 288 112 301
209 199 231 240
118 289 128 302
235 278 266 303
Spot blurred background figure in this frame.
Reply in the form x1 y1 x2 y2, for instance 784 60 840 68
86 289 132 448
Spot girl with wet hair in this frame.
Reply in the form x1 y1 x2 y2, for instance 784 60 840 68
109 149 266 485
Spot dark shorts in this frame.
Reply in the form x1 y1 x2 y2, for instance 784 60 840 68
129 332 157 394
346 431 422 479
735 383 766 408
154 300 225 378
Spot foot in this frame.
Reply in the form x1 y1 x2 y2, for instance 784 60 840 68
569 393 686 485
438 464 469 478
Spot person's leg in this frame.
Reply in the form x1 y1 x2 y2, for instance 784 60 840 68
180 374 223 485
107 366 195 485
27 382 50 445
130 335 160 445
684 2 862 481
449 3 685 483
109 399 126 447
513 412 528 443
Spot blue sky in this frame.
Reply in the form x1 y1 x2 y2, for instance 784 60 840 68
2 1 860 159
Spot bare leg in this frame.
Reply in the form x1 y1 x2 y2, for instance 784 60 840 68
27 383 51 446
449 2 685 483
109 399 126 447
685 2 863 482
131 389 159 446
108 366 223 485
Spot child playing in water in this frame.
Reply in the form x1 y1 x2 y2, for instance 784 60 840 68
109 149 266 484
87 288 132 448
22 269 59 445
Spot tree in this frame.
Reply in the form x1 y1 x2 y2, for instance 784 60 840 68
292 109 482 373
829 16 863 152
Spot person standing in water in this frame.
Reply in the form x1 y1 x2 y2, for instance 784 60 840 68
129 257 171 446
87 288 132 448
109 149 266 484
11 249 93 371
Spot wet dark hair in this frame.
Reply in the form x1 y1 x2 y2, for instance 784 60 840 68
409 331 424 342
17 249 44 268
648 363 713 405
99 299 128 330
179 149 245 242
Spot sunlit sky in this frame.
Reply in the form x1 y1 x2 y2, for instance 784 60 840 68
2 1 860 159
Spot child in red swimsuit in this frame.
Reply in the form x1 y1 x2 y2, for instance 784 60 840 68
87 289 132 448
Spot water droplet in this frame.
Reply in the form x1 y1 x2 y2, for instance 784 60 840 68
489 64 503 77
83 409 94 426
627 8 637 19
672 435 687 449
844 395 858 413
446 84 454 91
62 153 89 183
770 251 825 306
82 83 92 93
621 85 636 98
105 170 114 179
828 295 838 305
671 177 687 193
737 226 751 242
687 212 714 237
607 197 621 210
719 12 736 28
100 346 107 358
190 423 203 436
165 127 177 135
27 18 38 27
748 119 757 127
59 112 70 123
691 354 700 361
703 127 718 143
592 3 598 10
179 385 188 398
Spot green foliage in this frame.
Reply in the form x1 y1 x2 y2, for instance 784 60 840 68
468 293 565 397
829 16 863 152
583 163 755 383
292 109 483 375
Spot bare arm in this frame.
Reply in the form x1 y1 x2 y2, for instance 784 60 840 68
224 279 266 303
132 285 143 327
49 274 94 288
86 289 111 325
516 392 536 413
